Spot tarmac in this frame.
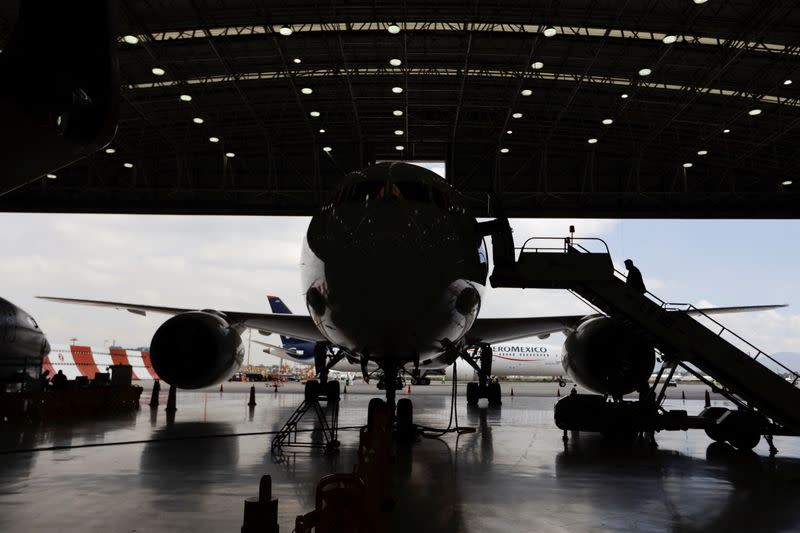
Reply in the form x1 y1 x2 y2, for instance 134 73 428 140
2 381 800 532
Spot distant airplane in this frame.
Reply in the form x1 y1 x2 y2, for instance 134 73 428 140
39 163 786 413
260 295 566 386
0 297 50 393
43 344 158 382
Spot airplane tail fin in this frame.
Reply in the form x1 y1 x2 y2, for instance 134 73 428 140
266 295 309 352
267 295 293 315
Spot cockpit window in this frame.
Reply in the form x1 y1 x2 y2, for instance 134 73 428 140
341 180 386 204
394 181 431 203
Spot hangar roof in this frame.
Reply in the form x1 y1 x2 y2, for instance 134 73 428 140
3 1 800 217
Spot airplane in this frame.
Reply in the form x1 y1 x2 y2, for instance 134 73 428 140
43 344 158 382
39 162 786 420
0 297 51 393
259 295 567 388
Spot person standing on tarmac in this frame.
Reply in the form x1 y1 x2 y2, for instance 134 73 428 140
624 259 647 294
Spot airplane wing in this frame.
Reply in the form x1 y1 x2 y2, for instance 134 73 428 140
468 304 787 345
37 296 327 342
38 296 784 348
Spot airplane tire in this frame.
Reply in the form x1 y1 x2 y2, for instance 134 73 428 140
705 426 727 443
724 411 763 451
558 379 567 388
701 407 730 442
488 382 502 406
730 430 761 452
466 383 479 405
396 398 414 441
324 380 340 403
304 380 321 401
421 377 431 386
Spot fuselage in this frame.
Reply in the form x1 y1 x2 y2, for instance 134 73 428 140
300 162 488 370
273 341 563 380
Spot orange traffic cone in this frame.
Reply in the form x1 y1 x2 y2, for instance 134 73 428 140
406 384 411 394
556 387 560 397
219 383 224 393
511 388 514 397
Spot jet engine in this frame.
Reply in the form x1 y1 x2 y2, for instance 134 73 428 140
149 311 244 389
561 316 655 398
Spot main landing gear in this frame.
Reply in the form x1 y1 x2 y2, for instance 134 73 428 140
460 344 502 407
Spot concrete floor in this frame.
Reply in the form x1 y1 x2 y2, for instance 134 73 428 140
2 382 800 532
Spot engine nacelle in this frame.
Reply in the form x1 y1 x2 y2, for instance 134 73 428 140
561 316 655 398
150 311 244 389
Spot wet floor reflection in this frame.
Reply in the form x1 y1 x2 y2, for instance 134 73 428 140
2 387 800 532
555 434 800 532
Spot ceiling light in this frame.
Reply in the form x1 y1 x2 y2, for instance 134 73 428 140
512 112 523 119
521 89 533 96
389 58 402 67
697 150 708 156
192 117 204 124
392 86 403 94
123 35 139 45
293 58 302 64
500 148 509 153
662 35 678 44
225 152 235 158
587 138 598 144
151 67 165 76
179 94 192 102
387 23 401 34
782 180 793 186
301 87 313 95
323 146 332 152
393 110 403 116
531 61 544 70
506 130 513 134
319 128 326 133
310 111 321 117
638 67 652 77
395 145 405 151
209 136 219 143
693 0 708 4
543 26 557 37
104 147 116 154
723 128 731 133
784 79 792 86
621 93 629 99
279 25 293 36
683 162 693 168
45 173 57 179
394 130 404 135
602 118 614 125
123 162 134 169
748 108 762 116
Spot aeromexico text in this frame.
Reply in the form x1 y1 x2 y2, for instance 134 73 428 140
494 346 550 353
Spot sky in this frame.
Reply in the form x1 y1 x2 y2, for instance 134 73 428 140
2 210 798 368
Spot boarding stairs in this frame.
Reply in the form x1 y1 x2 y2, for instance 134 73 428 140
271 390 340 453
490 237 800 435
